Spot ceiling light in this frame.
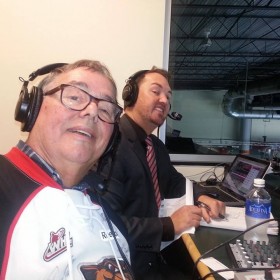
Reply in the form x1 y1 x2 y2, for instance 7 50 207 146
200 30 212 47
201 37 212 47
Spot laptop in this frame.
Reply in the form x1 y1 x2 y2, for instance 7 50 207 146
200 154 271 206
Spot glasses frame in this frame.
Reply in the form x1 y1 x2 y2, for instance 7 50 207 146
44 83 123 124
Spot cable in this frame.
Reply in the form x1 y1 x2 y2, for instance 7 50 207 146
200 266 280 280
192 218 280 280
186 162 226 181
95 191 135 280
84 128 135 279
198 162 226 184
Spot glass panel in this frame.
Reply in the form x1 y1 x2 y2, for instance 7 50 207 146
163 1 280 166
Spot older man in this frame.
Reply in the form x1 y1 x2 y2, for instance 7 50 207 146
0 60 133 280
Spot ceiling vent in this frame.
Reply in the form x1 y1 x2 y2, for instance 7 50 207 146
222 79 280 119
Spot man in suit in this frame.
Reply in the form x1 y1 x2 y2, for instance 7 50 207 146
98 67 225 279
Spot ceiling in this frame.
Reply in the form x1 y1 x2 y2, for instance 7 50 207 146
169 0 280 92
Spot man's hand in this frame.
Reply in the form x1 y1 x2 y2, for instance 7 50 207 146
197 195 225 223
170 205 202 235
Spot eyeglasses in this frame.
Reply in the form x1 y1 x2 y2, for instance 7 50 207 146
44 84 123 124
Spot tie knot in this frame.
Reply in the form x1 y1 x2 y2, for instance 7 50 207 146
145 136 152 147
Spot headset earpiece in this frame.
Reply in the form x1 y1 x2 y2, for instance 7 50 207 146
23 86 44 132
122 70 148 107
103 124 120 157
122 82 137 107
15 80 30 123
14 63 67 132
96 124 120 175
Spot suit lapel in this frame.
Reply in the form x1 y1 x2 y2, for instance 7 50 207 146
120 116 151 176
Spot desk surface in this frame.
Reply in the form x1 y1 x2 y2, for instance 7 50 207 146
183 226 280 279
181 174 280 279
183 227 238 280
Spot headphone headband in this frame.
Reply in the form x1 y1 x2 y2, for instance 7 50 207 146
28 63 67 81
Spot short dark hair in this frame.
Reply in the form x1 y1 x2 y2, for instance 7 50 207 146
134 66 171 85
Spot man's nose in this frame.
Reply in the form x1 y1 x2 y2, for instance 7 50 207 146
159 94 170 108
80 100 99 121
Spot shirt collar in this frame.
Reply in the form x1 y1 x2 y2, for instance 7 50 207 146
125 115 147 144
17 140 63 186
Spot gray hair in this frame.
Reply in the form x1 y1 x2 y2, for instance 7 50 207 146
38 59 117 99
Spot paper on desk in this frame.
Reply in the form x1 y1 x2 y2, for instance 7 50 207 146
200 257 234 280
160 179 195 250
200 206 278 235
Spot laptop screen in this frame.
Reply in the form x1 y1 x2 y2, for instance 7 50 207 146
222 155 270 197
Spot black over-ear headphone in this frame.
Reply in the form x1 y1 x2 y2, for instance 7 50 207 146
14 63 67 132
103 123 120 158
122 70 148 107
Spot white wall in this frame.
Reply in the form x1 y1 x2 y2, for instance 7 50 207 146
0 0 168 153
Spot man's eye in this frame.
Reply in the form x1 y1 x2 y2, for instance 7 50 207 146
67 95 80 102
99 108 111 116
70 95 79 100
64 95 82 105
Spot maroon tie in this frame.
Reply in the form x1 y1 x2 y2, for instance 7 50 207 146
145 136 161 209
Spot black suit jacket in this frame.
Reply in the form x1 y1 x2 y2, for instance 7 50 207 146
100 114 202 278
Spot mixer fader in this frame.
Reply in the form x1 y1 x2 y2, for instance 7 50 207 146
227 239 280 269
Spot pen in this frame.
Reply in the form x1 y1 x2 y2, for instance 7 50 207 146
196 200 227 220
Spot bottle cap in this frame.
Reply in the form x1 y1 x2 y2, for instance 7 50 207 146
254 178 265 187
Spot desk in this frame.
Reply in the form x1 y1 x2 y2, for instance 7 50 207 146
183 226 280 280
182 173 280 279
163 174 280 279
183 227 240 280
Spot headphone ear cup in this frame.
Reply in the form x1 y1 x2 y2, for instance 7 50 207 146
21 86 43 132
122 70 148 108
103 124 120 157
122 81 138 107
96 124 120 175
14 81 30 124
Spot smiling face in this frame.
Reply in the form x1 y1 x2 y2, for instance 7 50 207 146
26 67 115 184
125 72 172 134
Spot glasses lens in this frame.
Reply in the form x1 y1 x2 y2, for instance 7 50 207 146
98 101 121 123
62 85 89 110
61 85 121 123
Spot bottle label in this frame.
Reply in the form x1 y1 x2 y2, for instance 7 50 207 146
245 201 271 219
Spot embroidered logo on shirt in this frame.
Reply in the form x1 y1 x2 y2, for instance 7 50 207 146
100 230 118 241
80 258 133 280
43 227 73 261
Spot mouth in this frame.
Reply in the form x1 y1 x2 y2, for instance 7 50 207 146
155 107 163 113
69 129 93 138
154 105 166 114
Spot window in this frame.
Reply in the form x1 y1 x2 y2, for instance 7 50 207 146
160 1 280 164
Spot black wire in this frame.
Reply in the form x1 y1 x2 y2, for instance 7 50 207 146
96 192 135 280
187 163 226 180
198 162 226 183
200 266 280 280
91 128 135 279
192 218 280 279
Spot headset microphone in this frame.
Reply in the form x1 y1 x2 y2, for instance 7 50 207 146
168 111 182 121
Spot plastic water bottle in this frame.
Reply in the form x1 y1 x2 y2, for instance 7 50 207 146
244 178 271 244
